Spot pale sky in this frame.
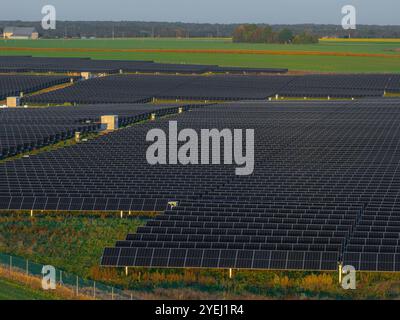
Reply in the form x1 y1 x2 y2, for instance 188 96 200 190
1 0 399 25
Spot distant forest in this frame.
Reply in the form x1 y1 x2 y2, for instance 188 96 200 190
232 25 319 44
1 21 400 39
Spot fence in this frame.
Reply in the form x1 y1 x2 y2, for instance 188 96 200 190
0 252 135 300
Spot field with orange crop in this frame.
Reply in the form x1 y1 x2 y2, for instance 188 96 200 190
1 38 400 73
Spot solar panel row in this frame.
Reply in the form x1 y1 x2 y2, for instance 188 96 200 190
0 74 77 101
0 103 198 160
22 74 400 105
0 56 288 75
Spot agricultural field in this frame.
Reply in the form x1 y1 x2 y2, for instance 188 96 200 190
1 214 400 300
1 38 400 73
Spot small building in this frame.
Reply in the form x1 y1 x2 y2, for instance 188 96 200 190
2 27 39 40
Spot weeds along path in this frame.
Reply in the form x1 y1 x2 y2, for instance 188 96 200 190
0 266 92 300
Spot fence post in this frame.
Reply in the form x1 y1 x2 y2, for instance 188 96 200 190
93 281 96 300
26 260 29 276
76 275 79 297
9 256 12 274
111 287 114 300
59 270 63 285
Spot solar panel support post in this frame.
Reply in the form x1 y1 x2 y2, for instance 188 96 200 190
338 262 343 284
30 209 33 217
178 107 183 114
275 94 279 100
120 211 124 219
125 266 129 276
150 113 156 121
229 268 233 279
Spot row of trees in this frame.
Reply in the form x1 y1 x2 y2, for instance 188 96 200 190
232 24 319 44
1 21 399 39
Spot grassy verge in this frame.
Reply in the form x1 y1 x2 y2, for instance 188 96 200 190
0 276 56 300
0 265 95 300
0 215 145 277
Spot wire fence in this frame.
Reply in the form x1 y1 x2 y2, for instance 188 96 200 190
0 252 135 300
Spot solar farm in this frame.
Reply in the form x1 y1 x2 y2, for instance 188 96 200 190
2 53 400 300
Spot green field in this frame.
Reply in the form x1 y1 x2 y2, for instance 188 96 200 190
0 215 145 277
1 38 400 73
2 38 400 53
0 277 56 300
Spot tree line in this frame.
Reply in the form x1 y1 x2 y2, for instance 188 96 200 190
1 21 400 39
232 24 318 44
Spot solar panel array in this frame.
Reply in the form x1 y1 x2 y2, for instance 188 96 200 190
23 74 295 104
0 56 288 75
101 100 400 271
278 74 400 98
0 100 400 270
0 74 76 101
102 201 360 270
0 103 194 160
0 56 153 74
22 74 400 105
23 75 195 104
